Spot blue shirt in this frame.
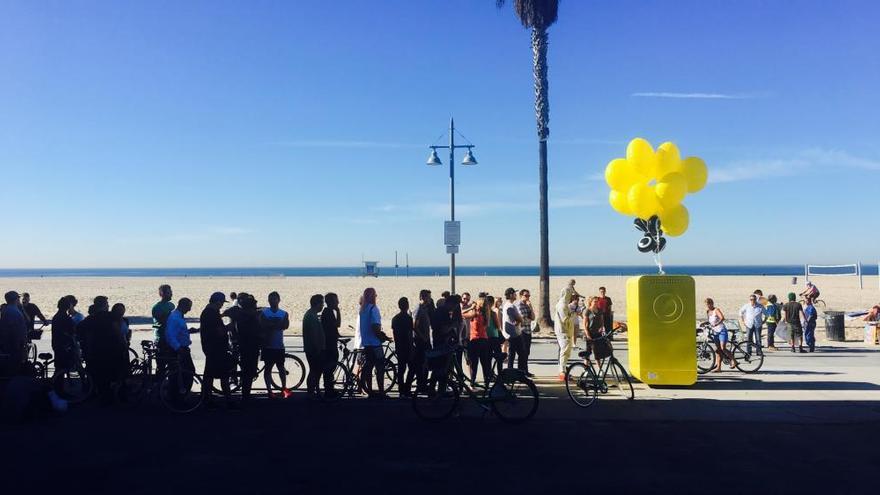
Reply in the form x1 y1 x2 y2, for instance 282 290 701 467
359 304 382 347
165 310 191 351
804 305 818 326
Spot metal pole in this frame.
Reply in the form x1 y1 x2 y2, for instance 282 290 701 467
449 117 456 295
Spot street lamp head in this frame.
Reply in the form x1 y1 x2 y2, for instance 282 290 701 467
461 148 477 166
426 149 442 166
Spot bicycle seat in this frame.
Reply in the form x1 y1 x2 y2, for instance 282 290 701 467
38 352 53 361
578 350 590 359
141 340 154 348
338 338 352 345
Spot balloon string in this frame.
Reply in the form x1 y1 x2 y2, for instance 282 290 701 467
653 231 665 274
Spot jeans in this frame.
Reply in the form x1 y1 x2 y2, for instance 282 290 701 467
305 350 324 394
746 325 763 355
361 346 385 394
323 346 338 394
405 340 429 393
239 344 260 399
396 345 412 394
506 334 527 371
804 322 816 350
466 338 491 384
766 323 777 347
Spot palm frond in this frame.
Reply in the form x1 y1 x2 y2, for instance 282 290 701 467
496 0 559 30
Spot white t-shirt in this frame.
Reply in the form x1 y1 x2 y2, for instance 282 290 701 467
502 300 522 338
359 304 382 347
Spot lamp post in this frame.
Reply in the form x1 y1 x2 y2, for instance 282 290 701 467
426 117 477 294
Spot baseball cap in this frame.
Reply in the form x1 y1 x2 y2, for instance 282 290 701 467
209 292 228 304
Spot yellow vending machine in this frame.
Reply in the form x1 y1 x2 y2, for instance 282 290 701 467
626 275 696 386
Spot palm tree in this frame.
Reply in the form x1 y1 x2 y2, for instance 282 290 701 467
496 0 559 331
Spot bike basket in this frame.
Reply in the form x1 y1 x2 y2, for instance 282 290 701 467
28 329 44 341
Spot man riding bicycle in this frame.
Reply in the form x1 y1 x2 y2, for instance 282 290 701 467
799 282 820 301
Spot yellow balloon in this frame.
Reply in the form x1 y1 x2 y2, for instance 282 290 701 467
655 171 687 208
659 204 689 237
627 182 660 220
655 141 682 178
609 190 632 216
605 158 638 192
681 156 708 192
626 138 656 179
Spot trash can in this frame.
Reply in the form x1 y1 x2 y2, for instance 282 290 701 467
824 311 846 342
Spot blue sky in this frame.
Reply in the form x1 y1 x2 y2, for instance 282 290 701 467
1 0 878 268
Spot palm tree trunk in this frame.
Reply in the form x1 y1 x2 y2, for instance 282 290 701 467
532 26 553 331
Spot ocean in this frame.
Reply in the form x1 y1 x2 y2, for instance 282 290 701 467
0 265 876 278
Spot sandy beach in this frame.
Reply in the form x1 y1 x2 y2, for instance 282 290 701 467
5 274 878 336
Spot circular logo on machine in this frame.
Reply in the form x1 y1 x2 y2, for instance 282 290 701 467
652 293 684 324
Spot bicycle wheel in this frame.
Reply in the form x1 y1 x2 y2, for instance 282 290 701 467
382 358 396 393
696 341 716 375
123 363 148 404
607 360 635 400
490 373 540 423
53 367 93 404
323 362 351 401
268 353 306 391
412 380 459 422
565 363 598 407
213 362 242 394
159 369 203 413
128 347 139 365
733 342 764 373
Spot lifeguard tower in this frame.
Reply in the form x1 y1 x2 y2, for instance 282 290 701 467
361 261 380 278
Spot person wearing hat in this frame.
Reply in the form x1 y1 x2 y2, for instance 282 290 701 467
200 292 236 408
554 286 578 381
782 293 807 353
0 291 28 374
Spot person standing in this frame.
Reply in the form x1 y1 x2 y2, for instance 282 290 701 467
596 287 613 337
165 298 196 407
459 292 474 371
320 293 342 398
739 294 765 356
502 288 525 371
409 290 433 394
516 289 535 377
21 293 48 334
233 293 262 402
803 298 818 353
464 294 491 385
486 295 503 377
260 291 291 399
200 292 235 408
151 284 175 379
79 296 127 403
554 287 577 381
50 297 78 377
111 303 131 344
391 297 414 397
764 294 781 351
302 294 326 398
783 293 807 353
863 305 880 345
358 288 386 397
0 291 28 374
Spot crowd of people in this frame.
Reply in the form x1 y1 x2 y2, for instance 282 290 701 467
703 282 826 373
0 280 622 413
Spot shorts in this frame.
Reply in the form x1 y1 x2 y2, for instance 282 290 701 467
261 348 285 365
713 328 729 345
789 324 803 337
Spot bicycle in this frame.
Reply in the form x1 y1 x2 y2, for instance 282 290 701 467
335 329 396 395
221 342 306 394
31 347 94 404
564 329 634 408
695 322 764 374
798 298 826 312
411 342 539 423
125 340 204 413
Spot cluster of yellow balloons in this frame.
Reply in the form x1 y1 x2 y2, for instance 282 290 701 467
605 138 708 237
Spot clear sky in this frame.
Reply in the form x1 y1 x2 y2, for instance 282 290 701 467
1 0 878 268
